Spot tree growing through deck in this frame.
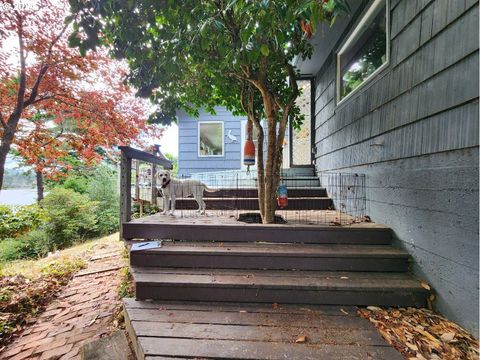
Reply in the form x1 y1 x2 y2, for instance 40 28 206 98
69 0 349 223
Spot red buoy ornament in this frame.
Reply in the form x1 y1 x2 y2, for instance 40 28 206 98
243 120 255 167
244 140 255 166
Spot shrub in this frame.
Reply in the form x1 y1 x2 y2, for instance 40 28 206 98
86 165 119 235
18 230 51 259
61 176 89 194
0 205 47 240
0 239 25 262
0 230 51 262
41 188 97 249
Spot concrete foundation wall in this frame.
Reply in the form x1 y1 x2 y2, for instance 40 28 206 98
313 0 479 334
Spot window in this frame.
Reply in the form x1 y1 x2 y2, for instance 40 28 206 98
198 121 224 157
337 0 389 103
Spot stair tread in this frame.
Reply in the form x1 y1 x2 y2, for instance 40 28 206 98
131 267 425 291
136 242 409 258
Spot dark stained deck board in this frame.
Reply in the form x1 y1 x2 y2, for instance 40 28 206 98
131 255 408 272
127 308 374 328
130 242 410 271
132 267 427 307
135 285 426 307
139 337 403 359
131 267 421 288
122 298 359 316
123 222 392 244
124 299 403 360
132 242 408 256
131 321 387 346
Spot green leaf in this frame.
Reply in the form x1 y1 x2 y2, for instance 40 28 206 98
225 0 237 11
68 34 81 48
260 43 269 56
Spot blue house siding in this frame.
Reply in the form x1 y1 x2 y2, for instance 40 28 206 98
311 0 479 334
177 108 246 176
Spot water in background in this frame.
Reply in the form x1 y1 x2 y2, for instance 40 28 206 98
0 189 37 206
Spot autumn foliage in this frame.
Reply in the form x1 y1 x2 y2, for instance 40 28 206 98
0 0 161 190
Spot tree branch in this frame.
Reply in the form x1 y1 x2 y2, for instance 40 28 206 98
8 12 27 126
0 111 6 129
24 16 73 107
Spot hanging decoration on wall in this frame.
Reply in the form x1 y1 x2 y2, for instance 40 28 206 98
243 119 255 171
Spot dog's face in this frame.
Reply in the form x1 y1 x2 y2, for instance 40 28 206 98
157 170 171 186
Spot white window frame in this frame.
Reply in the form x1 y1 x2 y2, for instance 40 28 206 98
198 121 224 157
336 0 390 105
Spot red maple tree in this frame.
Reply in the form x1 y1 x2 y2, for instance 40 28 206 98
0 0 162 195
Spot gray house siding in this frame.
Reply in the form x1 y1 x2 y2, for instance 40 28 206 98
177 108 246 176
313 0 479 334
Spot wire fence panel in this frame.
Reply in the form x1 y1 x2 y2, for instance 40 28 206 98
131 168 368 226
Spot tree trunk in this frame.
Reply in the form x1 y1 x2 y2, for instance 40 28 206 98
253 117 266 218
260 92 280 224
36 170 44 202
0 127 17 191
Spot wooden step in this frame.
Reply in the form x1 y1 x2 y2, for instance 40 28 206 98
172 197 332 210
123 299 403 360
192 176 321 188
131 267 428 307
199 187 328 198
130 242 410 272
123 221 392 244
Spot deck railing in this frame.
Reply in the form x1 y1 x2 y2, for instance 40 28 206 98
119 146 173 239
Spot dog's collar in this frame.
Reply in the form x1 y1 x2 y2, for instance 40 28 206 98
161 179 171 189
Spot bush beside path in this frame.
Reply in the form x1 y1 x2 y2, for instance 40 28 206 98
0 234 127 360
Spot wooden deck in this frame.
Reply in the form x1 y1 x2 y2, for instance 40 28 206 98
128 210 382 227
124 299 403 359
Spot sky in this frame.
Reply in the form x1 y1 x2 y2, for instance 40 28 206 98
158 124 178 156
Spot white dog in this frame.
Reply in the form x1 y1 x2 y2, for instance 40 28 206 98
156 170 216 215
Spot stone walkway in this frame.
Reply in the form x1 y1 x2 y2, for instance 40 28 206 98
0 240 126 360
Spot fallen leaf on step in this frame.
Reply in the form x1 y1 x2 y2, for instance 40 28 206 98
340 308 349 315
406 342 418 351
340 276 349 279
295 335 307 343
366 306 382 311
239 310 247 313
440 332 455 342
420 282 431 290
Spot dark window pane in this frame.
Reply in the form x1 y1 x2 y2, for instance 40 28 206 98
339 3 387 100
199 122 223 156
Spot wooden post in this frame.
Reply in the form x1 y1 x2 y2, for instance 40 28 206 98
120 150 132 241
151 163 157 206
134 160 140 201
